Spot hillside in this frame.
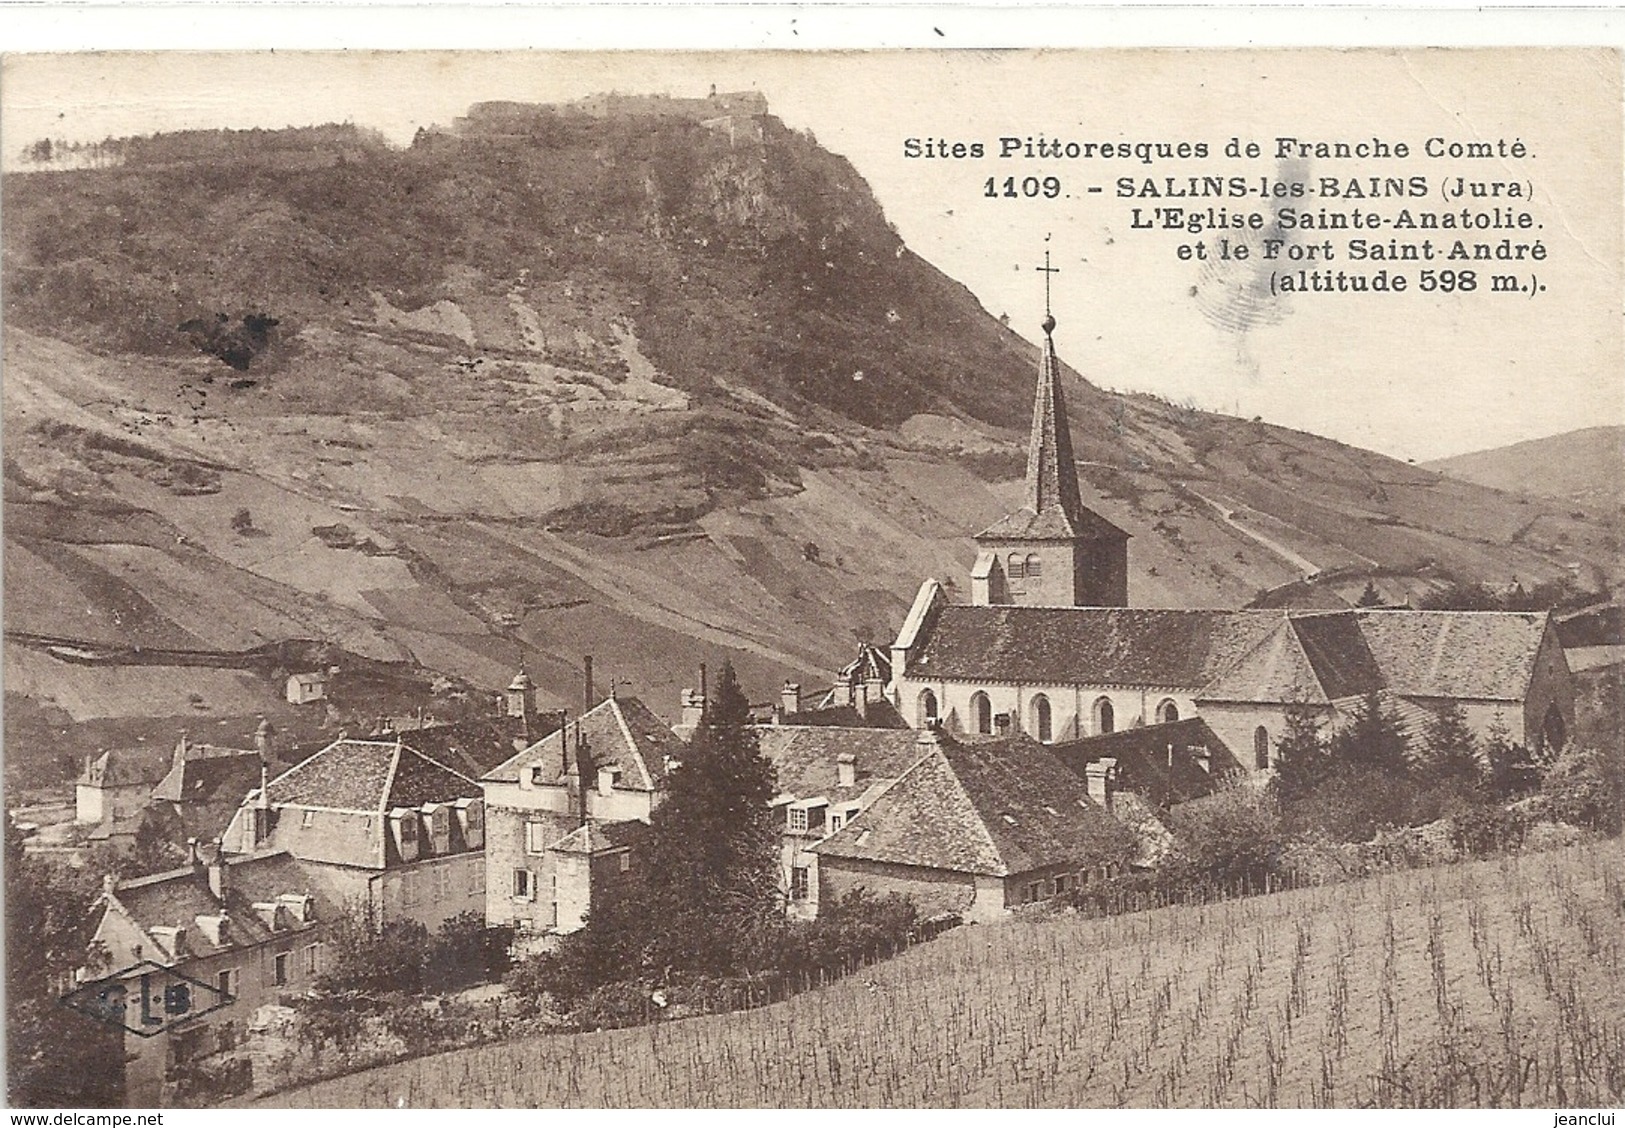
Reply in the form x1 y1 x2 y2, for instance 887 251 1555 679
255 841 1625 1107
1425 426 1625 509
5 102 1621 788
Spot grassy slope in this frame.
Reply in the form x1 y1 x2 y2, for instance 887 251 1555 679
4 115 1621 785
1425 425 1625 507
257 840 1625 1108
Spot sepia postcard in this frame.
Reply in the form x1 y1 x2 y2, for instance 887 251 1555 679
3 30 1623 1112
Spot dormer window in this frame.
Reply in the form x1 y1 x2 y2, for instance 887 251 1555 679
302 809 316 828
529 765 546 787
787 808 809 833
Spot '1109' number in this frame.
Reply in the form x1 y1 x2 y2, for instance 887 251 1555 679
985 176 1063 199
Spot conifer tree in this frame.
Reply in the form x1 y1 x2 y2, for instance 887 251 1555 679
1421 702 1481 790
1272 696 1332 803
1356 579 1384 608
639 660 781 978
1330 691 1411 777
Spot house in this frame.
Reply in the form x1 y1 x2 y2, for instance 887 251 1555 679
82 841 340 1105
773 643 908 729
1048 717 1233 808
755 726 929 919
76 747 169 844
479 694 680 943
886 310 1576 768
222 737 486 931
145 724 271 848
812 726 1132 922
284 671 328 705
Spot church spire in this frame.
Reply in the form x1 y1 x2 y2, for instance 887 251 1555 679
1025 311 1085 528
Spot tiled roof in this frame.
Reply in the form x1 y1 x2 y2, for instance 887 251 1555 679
977 504 1128 543
1290 613 1386 700
1354 610 1550 700
815 730 1128 877
263 739 478 812
908 607 1282 688
106 849 341 961
78 748 169 789
1049 718 1230 806
152 749 263 806
1197 619 1326 704
481 696 680 790
755 726 926 803
548 819 647 855
783 700 908 729
377 716 558 780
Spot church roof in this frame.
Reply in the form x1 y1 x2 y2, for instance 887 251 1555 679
907 606 1283 689
814 729 1126 877
1352 610 1551 701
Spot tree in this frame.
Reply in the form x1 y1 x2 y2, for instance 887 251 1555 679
637 661 781 978
1331 692 1411 777
1482 711 1540 800
316 909 429 997
1420 703 1481 790
1418 580 1500 611
1356 579 1384 608
6 820 127 1107
1272 696 1332 804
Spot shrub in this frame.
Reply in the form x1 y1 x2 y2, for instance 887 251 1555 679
1534 744 1624 836
1167 782 1283 889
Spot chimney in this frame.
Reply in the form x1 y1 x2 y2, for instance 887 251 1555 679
1193 745 1212 775
205 841 230 902
836 753 856 789
186 837 200 868
915 723 943 751
681 689 706 728
780 682 801 718
102 873 118 896
584 655 595 712
573 723 592 826
506 670 536 720
255 717 274 762
1085 758 1118 811
172 732 190 770
854 687 868 721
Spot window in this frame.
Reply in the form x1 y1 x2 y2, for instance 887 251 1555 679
1254 726 1271 770
971 692 992 735
1025 553 1042 579
918 689 938 728
436 865 452 899
1055 875 1071 895
1094 697 1115 735
513 868 534 900
529 765 546 786
301 809 316 828
304 943 321 975
1031 695 1053 743
618 852 630 873
1007 553 1025 581
398 816 417 842
472 864 487 894
216 1022 239 1053
525 821 549 854
788 807 809 833
217 968 239 1001
549 875 559 928
1025 882 1043 903
830 814 843 834
273 952 290 987
1157 699 1180 725
401 872 417 908
790 866 810 901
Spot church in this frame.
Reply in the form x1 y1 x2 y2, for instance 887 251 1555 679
886 310 1575 769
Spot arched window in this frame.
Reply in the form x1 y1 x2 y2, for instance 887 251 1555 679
1541 704 1566 755
1025 553 1043 579
1254 726 1271 769
1093 697 1115 735
1030 694 1053 743
971 692 992 735
918 689 939 728
1156 699 1180 725
1007 553 1025 581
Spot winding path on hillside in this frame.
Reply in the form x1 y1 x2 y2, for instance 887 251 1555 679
1188 489 1326 578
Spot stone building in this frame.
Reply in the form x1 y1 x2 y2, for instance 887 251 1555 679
886 311 1575 768
221 738 486 931
812 726 1130 922
83 842 340 1105
479 694 679 943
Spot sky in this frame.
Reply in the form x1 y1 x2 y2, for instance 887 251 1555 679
4 45 1621 461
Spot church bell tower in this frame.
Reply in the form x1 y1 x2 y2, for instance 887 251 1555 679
972 282 1129 608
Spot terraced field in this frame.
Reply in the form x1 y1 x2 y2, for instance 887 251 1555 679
259 839 1625 1108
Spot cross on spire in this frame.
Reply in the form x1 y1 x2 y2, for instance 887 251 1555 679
1035 240 1060 332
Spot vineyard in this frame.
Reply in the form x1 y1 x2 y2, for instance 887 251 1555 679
258 839 1625 1107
